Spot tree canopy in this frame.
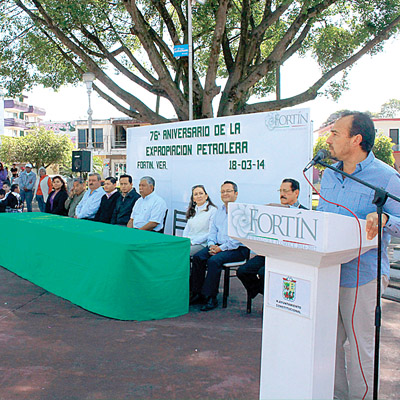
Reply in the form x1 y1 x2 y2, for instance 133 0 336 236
0 126 74 169
372 99 400 118
313 133 395 171
1 0 400 123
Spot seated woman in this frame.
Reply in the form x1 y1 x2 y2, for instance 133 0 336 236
45 176 68 216
183 185 217 256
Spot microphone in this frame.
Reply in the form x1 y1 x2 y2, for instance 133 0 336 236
303 149 329 172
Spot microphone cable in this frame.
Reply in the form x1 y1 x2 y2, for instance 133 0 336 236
303 170 369 400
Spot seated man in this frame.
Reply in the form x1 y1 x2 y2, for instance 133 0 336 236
75 173 105 219
111 174 140 226
65 177 86 218
237 178 307 299
127 176 167 232
190 181 250 311
94 177 121 223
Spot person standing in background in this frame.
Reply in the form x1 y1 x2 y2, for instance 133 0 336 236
18 163 36 212
34 167 52 212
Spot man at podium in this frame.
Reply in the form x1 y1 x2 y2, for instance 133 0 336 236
317 111 400 399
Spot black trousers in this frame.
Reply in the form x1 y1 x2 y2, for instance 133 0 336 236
191 246 250 298
236 255 265 298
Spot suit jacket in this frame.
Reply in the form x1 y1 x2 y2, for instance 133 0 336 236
45 190 68 216
111 188 140 225
94 191 121 223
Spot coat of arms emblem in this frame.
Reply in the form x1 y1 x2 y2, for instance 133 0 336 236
282 277 296 302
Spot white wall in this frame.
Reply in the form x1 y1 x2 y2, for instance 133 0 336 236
127 109 313 234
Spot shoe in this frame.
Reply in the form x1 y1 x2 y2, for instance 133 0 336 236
189 293 205 305
200 296 218 312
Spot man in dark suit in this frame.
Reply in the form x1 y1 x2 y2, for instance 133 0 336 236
110 175 140 226
94 177 121 223
237 178 307 298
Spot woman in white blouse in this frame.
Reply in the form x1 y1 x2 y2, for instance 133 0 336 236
183 185 217 256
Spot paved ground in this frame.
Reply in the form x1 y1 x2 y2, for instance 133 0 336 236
3 203 398 399
0 264 399 400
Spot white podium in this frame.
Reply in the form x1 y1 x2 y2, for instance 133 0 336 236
228 204 377 400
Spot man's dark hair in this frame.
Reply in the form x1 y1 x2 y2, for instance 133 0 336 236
339 111 375 153
119 174 132 184
0 189 5 196
11 184 19 192
222 180 238 192
105 176 117 184
282 178 300 192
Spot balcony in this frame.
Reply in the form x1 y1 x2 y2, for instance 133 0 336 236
26 105 46 117
111 139 127 149
78 142 104 149
4 118 27 130
4 100 29 113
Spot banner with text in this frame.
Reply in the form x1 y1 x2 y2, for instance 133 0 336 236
127 109 312 233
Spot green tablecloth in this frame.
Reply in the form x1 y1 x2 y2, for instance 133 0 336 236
0 213 190 321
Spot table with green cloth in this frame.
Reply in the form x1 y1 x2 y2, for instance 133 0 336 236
0 213 190 321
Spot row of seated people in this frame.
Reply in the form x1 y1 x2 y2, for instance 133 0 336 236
1 172 306 313
1 173 167 233
187 178 307 312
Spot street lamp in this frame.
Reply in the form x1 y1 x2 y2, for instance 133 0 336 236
188 0 207 120
82 72 95 172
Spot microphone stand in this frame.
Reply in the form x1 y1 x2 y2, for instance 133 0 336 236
316 160 400 400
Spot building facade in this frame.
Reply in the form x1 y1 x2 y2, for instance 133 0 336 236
2 95 46 137
75 117 149 179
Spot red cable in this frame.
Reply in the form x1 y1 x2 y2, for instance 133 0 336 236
303 171 368 400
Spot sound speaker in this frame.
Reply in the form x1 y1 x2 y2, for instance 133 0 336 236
72 151 91 172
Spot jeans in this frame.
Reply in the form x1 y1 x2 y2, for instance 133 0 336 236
36 194 46 212
191 246 250 298
20 189 34 212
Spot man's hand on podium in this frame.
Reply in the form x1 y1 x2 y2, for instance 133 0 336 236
366 212 389 240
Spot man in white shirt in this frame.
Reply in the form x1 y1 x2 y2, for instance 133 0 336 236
127 176 167 232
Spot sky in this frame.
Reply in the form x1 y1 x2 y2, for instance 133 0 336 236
24 36 400 131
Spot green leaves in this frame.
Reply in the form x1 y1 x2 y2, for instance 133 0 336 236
1 1 400 120
0 126 74 170
373 133 395 167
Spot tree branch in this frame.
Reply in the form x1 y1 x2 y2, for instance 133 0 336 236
124 0 188 120
16 0 164 122
243 13 400 114
80 25 166 97
202 0 230 117
236 0 337 98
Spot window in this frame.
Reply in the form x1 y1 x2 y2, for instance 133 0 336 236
114 126 127 148
78 129 87 149
77 128 104 149
94 128 103 148
389 129 399 145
